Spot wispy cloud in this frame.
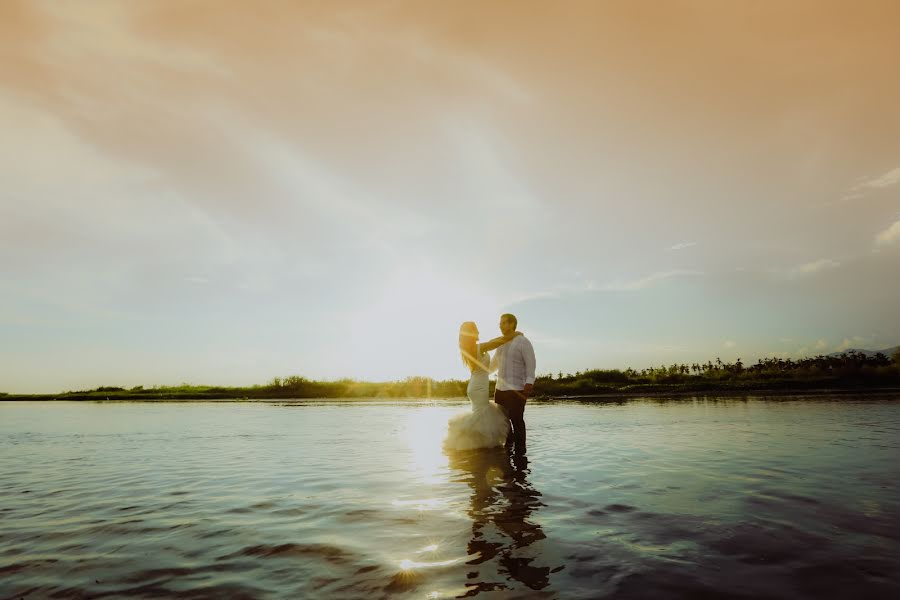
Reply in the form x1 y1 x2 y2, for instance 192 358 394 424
602 269 704 292
875 219 900 246
668 241 697 251
840 167 900 201
790 258 841 275
863 167 900 189
378 30 533 104
508 280 598 305
509 269 703 304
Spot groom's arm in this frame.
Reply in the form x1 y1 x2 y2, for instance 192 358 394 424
521 338 536 396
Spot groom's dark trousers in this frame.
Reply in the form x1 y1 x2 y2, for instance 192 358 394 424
494 390 527 451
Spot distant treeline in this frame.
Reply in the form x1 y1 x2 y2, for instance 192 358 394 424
3 349 899 401
2 376 468 401
536 349 900 396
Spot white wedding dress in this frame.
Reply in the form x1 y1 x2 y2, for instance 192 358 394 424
444 349 510 451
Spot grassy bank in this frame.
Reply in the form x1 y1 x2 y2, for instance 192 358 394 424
3 350 899 401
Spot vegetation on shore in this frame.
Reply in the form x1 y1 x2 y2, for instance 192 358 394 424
3 349 899 401
536 349 900 397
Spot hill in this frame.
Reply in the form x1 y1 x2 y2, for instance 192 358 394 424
827 346 900 359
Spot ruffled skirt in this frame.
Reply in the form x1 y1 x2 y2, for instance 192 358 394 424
443 402 510 451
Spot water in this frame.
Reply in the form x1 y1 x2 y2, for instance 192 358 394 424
1 397 899 599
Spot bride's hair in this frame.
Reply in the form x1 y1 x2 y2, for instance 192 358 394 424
459 321 480 371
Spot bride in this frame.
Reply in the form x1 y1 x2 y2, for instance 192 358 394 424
444 321 521 451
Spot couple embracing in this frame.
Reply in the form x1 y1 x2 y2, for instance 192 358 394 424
444 313 536 455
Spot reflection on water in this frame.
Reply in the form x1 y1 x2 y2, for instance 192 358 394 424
449 448 557 595
1 397 899 599
405 407 451 484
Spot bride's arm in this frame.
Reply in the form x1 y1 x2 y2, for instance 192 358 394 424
478 331 523 353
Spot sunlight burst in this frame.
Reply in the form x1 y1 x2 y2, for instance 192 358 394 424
398 557 464 570
345 266 500 381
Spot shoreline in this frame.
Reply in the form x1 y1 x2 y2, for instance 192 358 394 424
546 386 900 401
2 386 899 403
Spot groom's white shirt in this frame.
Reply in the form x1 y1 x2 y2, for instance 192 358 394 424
490 335 536 391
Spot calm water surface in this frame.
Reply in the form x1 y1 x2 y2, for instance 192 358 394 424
1 397 899 599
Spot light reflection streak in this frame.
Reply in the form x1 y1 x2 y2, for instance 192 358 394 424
390 497 447 511
404 407 452 484
398 557 464 570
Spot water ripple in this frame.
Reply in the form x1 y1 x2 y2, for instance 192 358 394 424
1 397 899 598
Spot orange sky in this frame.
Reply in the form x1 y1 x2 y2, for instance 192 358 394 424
2 1 900 392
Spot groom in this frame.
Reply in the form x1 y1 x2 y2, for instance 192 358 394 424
491 313 536 454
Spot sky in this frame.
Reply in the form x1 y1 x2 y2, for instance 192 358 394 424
2 0 900 393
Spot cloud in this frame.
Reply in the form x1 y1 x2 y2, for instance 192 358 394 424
840 167 900 201
601 270 704 292
789 338 832 358
5 2 900 392
838 191 864 202
791 258 841 275
863 167 900 189
723 340 736 349
668 241 697 251
875 219 900 246
507 269 704 306
836 336 869 352
377 30 533 104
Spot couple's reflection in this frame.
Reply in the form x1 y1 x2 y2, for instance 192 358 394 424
448 448 555 595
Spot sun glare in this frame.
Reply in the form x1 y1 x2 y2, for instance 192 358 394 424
346 266 500 381
403 407 454 483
